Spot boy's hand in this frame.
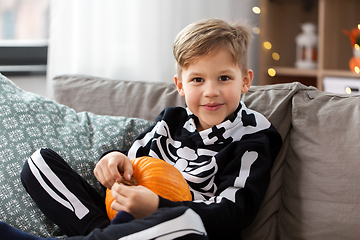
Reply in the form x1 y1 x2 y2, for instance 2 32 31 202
94 151 133 189
111 183 159 219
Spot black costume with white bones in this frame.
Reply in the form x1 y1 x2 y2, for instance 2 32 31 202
125 101 282 238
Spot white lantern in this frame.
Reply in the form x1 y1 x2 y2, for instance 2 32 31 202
295 22 318 69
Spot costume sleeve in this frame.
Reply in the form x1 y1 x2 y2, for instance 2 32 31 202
158 127 282 239
98 122 158 160
99 107 187 160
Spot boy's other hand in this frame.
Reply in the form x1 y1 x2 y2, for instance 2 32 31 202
94 151 133 189
111 183 159 219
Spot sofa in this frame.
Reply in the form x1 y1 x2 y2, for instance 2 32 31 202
0 73 359 239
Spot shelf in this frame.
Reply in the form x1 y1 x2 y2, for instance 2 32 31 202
274 67 318 77
322 69 360 79
258 0 360 90
273 67 360 79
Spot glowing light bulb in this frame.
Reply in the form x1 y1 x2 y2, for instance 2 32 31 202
268 68 276 77
355 66 360 74
355 44 360 51
272 52 280 61
264 41 272 50
252 27 260 35
252 6 261 14
358 24 360 30
345 87 352 94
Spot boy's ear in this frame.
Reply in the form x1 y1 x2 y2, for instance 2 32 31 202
241 69 253 93
174 75 185 97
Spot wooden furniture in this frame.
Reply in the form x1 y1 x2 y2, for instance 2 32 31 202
258 0 360 90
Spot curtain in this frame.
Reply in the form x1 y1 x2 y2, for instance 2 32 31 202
47 0 259 97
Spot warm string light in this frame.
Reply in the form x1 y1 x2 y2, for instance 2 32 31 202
268 68 276 77
264 41 281 76
251 6 261 35
252 27 260 35
355 66 360 74
252 5 280 77
252 6 261 14
272 52 280 61
264 41 272 50
345 87 352 94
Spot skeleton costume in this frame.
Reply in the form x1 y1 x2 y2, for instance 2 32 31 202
19 102 282 240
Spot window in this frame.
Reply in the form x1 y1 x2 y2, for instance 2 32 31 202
0 0 49 75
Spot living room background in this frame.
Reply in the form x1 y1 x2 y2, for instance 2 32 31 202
0 0 260 99
46 0 260 98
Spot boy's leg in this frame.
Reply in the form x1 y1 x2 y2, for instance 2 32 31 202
21 148 110 237
0 221 58 240
68 206 208 240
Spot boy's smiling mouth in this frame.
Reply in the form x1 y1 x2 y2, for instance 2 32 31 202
201 103 224 111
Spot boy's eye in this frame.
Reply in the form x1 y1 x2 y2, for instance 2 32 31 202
219 76 230 81
192 78 203 83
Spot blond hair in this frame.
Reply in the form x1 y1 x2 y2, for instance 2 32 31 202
173 19 252 77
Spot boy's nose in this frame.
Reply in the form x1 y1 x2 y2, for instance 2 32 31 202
203 82 220 98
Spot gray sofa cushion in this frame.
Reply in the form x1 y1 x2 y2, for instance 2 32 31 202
241 82 315 240
53 75 185 121
278 89 360 239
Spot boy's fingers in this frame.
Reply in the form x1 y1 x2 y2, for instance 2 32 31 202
122 159 133 181
97 167 113 189
108 158 123 182
95 152 133 188
111 200 127 213
111 183 129 203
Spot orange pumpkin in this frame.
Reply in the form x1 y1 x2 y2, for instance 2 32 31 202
105 156 192 220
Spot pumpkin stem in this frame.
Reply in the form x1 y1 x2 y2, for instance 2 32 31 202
116 175 138 186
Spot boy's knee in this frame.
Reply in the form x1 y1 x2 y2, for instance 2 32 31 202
20 148 63 187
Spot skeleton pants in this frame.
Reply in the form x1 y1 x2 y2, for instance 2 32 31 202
21 148 208 240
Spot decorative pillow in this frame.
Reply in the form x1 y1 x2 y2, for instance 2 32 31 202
240 82 312 240
279 89 360 239
0 74 154 237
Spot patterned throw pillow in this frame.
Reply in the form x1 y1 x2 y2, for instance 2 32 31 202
0 74 154 238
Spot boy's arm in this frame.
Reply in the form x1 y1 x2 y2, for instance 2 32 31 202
93 123 160 219
110 183 159 219
158 129 282 239
95 121 158 188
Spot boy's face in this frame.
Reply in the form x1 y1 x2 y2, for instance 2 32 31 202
175 48 253 131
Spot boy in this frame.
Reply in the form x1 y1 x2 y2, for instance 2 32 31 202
1 19 282 240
